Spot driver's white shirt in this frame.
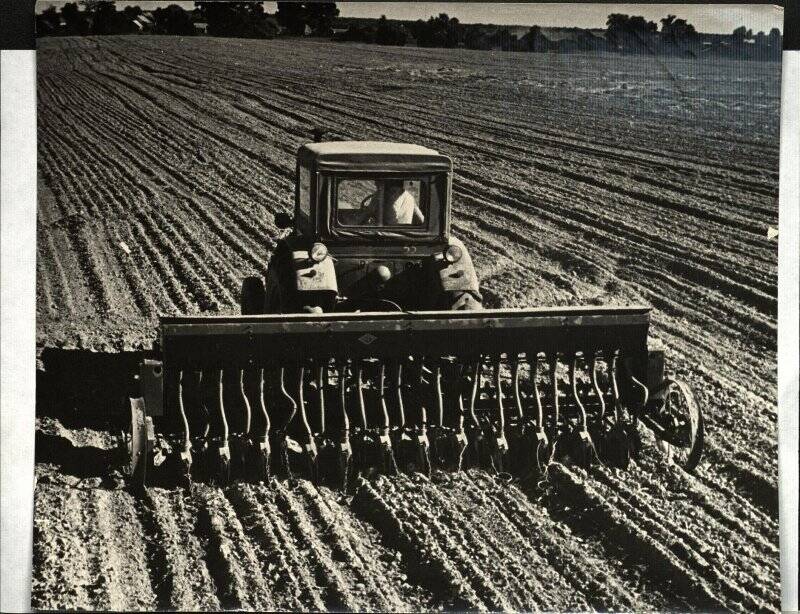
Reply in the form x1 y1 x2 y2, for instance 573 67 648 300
384 191 416 225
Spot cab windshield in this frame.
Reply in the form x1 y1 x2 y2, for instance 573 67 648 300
335 175 442 228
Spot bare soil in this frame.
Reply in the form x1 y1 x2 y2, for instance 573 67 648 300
33 36 780 611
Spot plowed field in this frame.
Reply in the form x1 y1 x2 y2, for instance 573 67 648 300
34 36 781 611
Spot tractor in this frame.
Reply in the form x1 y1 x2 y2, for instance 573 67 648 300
126 140 703 490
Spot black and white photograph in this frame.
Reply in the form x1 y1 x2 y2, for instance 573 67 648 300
25 0 787 611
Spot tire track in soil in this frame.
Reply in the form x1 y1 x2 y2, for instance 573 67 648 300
352 477 488 611
385 476 524 612
89 488 158 611
392 473 574 612
292 480 431 611
225 483 329 612
268 479 383 611
193 485 275 610
593 464 778 607
463 471 669 611
32 487 96 610
545 463 744 612
136 488 221 611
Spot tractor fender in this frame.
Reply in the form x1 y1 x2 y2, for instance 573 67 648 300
291 249 338 293
435 237 480 295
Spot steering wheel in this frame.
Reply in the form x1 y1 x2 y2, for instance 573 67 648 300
359 193 374 209
356 193 377 224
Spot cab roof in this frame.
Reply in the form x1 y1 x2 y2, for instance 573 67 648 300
297 141 452 172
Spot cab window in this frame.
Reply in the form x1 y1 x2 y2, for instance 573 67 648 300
336 177 428 227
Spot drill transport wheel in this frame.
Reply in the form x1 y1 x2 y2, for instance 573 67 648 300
650 378 704 472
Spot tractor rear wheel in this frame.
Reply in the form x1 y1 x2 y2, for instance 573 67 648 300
241 276 266 315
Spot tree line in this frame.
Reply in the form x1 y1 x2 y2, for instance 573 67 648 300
36 1 339 39
35 2 782 60
335 12 781 57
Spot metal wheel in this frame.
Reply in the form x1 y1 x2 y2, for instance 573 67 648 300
653 378 704 472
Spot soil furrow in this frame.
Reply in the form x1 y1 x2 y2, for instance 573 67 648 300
193 485 275 610
270 480 374 611
352 477 488 611
138 488 221 611
547 464 732 611
225 483 328 611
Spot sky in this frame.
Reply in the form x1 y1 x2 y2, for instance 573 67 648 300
36 2 783 35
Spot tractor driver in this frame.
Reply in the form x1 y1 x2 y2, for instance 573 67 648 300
358 179 425 226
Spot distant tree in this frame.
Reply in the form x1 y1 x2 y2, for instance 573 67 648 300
731 25 753 42
61 2 89 35
768 27 781 47
605 14 629 48
250 4 280 38
444 15 462 47
334 23 375 43
487 28 522 51
522 25 550 51
275 1 306 35
84 0 137 35
660 14 697 44
305 2 338 36
123 5 142 20
374 15 407 46
36 6 61 36
416 13 462 48
411 19 426 41
606 13 657 50
463 25 491 50
195 2 277 38
628 15 657 34
152 4 195 36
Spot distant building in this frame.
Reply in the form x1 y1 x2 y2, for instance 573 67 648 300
195 22 208 35
132 15 152 32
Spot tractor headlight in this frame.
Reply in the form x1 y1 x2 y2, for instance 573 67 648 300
444 245 463 264
310 242 328 262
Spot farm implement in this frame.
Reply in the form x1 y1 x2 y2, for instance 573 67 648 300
129 307 703 489
125 139 703 489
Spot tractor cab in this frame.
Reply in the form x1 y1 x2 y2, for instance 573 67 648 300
286 141 453 245
265 141 480 313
